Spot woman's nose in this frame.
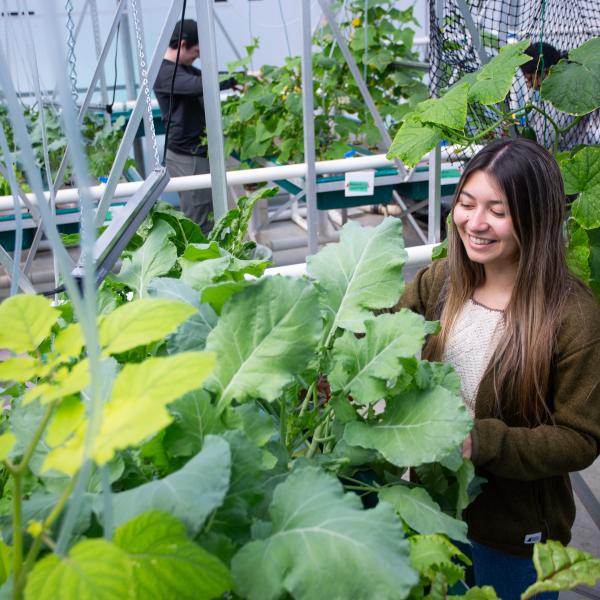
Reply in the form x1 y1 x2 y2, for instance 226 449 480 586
468 207 489 230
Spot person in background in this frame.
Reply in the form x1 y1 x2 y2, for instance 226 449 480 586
154 19 237 235
519 41 600 150
397 138 600 599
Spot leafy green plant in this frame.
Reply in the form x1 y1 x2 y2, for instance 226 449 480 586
220 1 427 163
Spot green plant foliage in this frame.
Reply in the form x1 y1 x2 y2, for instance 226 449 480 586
379 484 468 542
542 38 600 116
205 276 322 405
231 467 418 600
113 511 233 599
24 538 132 600
0 295 59 353
97 435 231 534
343 385 472 468
307 217 407 337
114 220 178 297
409 534 470 587
329 310 435 404
522 540 600 599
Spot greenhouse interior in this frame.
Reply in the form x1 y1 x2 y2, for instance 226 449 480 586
0 0 599 598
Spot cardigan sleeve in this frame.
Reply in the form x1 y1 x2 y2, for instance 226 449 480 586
395 258 447 318
471 293 600 481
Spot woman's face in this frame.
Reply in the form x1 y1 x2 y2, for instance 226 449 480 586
453 170 519 272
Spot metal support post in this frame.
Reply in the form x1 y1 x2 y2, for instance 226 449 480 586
120 2 146 176
301 0 318 255
428 144 441 244
89 0 110 124
455 0 490 65
195 0 229 224
95 0 184 228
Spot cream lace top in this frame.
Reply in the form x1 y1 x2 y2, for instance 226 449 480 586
443 299 506 416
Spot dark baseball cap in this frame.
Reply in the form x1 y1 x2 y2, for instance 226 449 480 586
169 19 198 48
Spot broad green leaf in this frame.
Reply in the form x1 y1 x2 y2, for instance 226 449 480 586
343 386 472 467
387 120 443 168
181 241 222 262
307 218 407 337
0 357 38 382
409 534 470 585
522 541 600 598
231 467 417 600
379 485 468 543
419 83 470 131
589 228 600 300
93 352 215 465
201 280 251 314
54 323 84 358
46 397 85 447
558 146 600 196
167 305 218 354
164 390 225 458
543 38 600 115
115 220 177 297
459 586 500 599
24 539 132 600
233 402 277 448
100 299 196 355
114 511 233 600
0 432 15 461
0 295 59 353
205 277 321 405
147 277 201 306
329 311 431 404
24 359 90 406
97 435 231 535
468 40 530 105
572 189 600 230
567 220 591 281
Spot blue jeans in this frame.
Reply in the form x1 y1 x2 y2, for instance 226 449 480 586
452 540 558 600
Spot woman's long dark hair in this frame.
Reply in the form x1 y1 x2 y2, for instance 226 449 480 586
426 137 583 425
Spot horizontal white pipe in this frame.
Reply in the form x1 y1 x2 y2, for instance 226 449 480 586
0 154 397 211
265 243 436 277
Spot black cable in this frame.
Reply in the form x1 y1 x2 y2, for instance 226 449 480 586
162 0 188 166
105 22 121 114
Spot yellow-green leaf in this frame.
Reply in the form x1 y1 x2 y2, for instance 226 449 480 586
93 352 215 465
100 299 196 355
0 539 12 586
24 360 90 406
0 295 59 353
0 432 16 461
54 323 84 358
42 423 86 476
46 396 85 447
0 357 38 382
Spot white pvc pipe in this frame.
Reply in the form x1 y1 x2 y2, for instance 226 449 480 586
265 243 436 277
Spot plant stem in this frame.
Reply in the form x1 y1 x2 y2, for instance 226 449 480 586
11 473 22 599
279 400 287 449
14 403 54 475
299 382 314 417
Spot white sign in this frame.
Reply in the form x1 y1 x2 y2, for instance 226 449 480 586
344 170 375 197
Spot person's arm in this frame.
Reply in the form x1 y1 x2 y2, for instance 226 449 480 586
154 64 203 97
394 258 447 318
471 309 600 481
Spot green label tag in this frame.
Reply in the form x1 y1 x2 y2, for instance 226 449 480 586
348 181 369 192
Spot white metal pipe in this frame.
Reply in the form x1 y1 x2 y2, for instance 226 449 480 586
265 243 436 277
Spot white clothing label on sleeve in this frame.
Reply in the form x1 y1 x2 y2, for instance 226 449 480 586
345 170 375 197
524 532 542 544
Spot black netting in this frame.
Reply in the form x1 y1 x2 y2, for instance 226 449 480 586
429 0 600 157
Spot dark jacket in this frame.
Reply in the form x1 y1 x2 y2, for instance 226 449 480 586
154 60 236 156
398 258 600 556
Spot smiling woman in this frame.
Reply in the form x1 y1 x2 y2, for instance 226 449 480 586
395 137 600 600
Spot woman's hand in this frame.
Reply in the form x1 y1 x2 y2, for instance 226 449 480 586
462 433 473 459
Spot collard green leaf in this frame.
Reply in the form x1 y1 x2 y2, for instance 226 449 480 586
409 534 470 586
115 220 177 297
387 121 443 168
329 310 432 405
205 276 321 405
307 218 407 337
0 295 59 353
24 539 132 600
380 484 468 542
233 402 277 448
166 304 218 354
418 83 470 131
97 435 231 534
231 467 417 600
114 511 233 600
343 386 472 468
542 38 600 116
468 40 530 105
522 540 600 599
201 280 251 314
100 299 196 355
147 277 200 306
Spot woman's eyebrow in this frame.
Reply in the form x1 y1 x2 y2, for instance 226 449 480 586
459 190 504 204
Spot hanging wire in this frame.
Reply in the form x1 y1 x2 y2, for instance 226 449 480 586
538 0 548 147
248 0 254 70
277 0 292 57
65 0 78 104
